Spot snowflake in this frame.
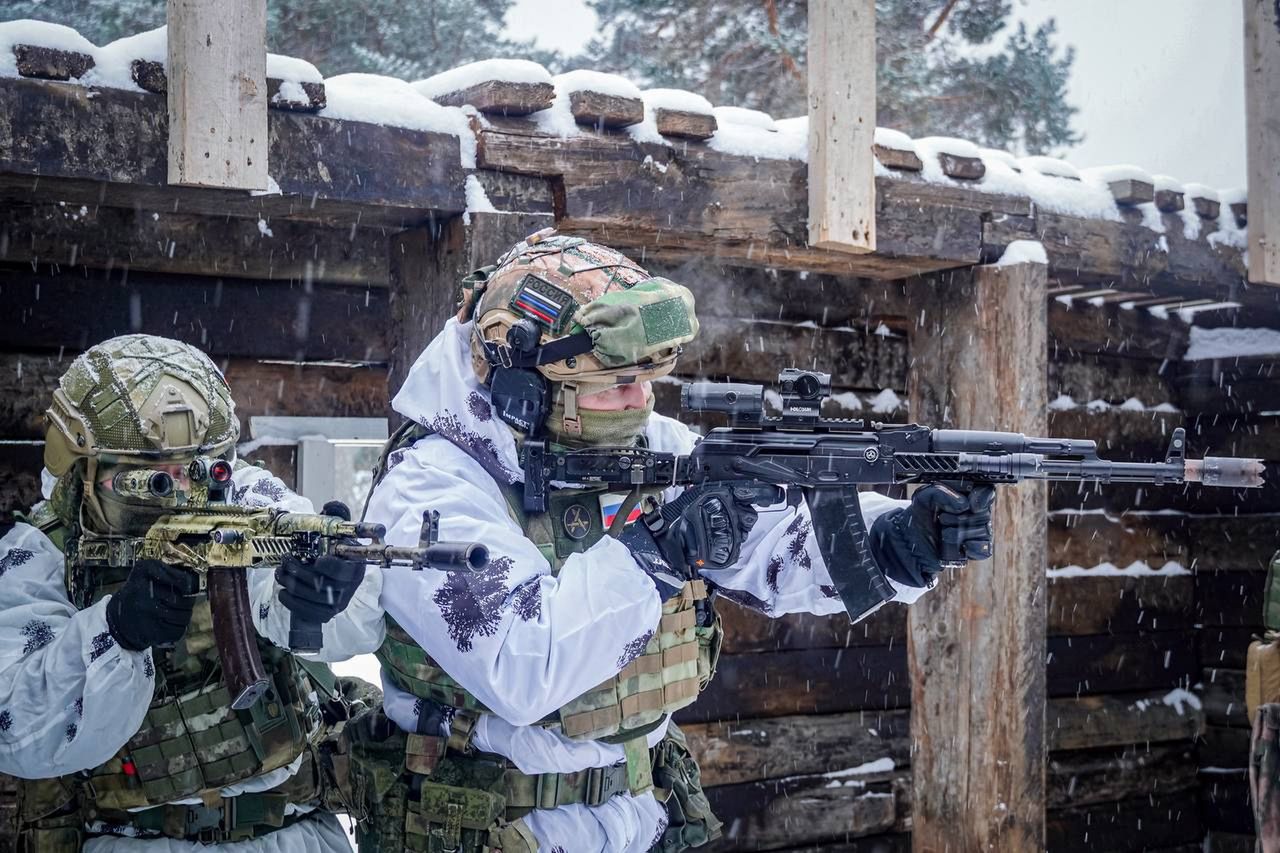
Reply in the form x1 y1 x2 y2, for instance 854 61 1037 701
617 630 654 669
89 631 116 662
510 578 542 622
0 547 34 579
432 557 511 653
466 391 493 422
21 619 54 654
0 710 11 731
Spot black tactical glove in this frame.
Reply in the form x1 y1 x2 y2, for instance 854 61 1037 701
869 484 997 588
105 558 200 652
620 486 758 599
276 553 366 625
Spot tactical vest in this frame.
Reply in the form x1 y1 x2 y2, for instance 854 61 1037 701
376 482 721 747
14 507 320 847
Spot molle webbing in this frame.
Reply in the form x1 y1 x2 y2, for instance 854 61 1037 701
377 618 493 714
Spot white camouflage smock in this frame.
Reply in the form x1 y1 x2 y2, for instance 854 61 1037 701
363 319 925 853
0 464 387 852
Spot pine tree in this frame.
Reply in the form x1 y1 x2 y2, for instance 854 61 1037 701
585 0 1079 154
4 0 557 81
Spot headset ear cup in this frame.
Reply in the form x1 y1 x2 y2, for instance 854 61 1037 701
488 367 549 436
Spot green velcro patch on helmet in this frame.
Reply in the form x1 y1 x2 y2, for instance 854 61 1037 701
575 278 698 367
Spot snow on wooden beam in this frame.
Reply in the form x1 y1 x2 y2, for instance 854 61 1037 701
1245 0 1280 285
166 0 268 190
806 0 876 254
431 80 553 115
1186 183 1222 220
13 44 95 81
653 108 716 140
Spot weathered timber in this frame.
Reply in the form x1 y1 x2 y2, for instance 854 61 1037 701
1047 300 1189 360
1201 668 1247 728
769 836 908 853
706 773 899 851
718 601 906 654
1200 771 1253 834
684 710 912 788
936 152 985 180
1204 831 1257 853
388 212 552 401
131 59 167 93
1048 511 1187 571
682 317 908 390
1193 196 1223 221
1047 409 1185 463
1047 743 1198 809
1200 627 1254 670
1048 633 1197 696
1186 514 1280 572
1048 575 1193 634
1177 355 1280 416
1201 724 1251 767
13 44 94 81
0 756 15 851
0 77 466 226
1046 789 1201 852
468 170 556 215
1048 690 1204 750
674 645 910 722
267 78 326 112
1107 179 1155 206
807 0 876 254
873 145 923 172
907 260 1047 853
1186 413 1280 460
1196 571 1265 628
167 0 268 190
681 691 1204 788
1049 350 1178 406
566 90 644 129
0 443 44 517
0 204 390 285
653 107 717 140
221 360 388 434
429 80 554 115
0 263 389 362
1230 200 1248 229
1156 188 1186 212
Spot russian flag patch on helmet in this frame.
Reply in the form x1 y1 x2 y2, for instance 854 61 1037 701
510 275 576 334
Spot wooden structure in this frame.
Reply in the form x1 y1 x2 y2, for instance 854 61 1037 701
0 20 1277 853
1244 0 1280 285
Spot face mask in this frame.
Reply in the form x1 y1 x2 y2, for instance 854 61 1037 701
545 391 655 447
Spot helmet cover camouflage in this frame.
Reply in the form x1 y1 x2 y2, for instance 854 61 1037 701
44 334 239 476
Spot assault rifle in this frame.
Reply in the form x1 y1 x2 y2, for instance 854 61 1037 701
520 368 1265 622
72 482 487 709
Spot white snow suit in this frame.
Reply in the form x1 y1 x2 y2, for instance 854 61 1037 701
361 319 926 852
0 463 386 852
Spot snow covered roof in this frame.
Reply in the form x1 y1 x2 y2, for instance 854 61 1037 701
0 15 1255 290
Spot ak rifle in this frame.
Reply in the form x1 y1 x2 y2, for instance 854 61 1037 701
519 368 1265 621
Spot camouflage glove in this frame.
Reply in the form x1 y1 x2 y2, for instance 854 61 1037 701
869 484 996 588
620 486 757 599
106 558 199 651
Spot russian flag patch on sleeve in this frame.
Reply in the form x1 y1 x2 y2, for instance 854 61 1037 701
599 493 644 529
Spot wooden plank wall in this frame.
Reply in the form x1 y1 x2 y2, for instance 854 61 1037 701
1 256 1273 852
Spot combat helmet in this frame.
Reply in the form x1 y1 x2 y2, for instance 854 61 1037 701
43 334 239 532
461 228 699 439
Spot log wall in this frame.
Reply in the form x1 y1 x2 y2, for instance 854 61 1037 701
0 254 1273 852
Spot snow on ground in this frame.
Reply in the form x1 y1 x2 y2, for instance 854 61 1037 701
1044 395 1179 413
320 73 477 167
1081 164 1153 184
0 19 97 77
1019 155 1081 180
1184 182 1220 203
554 68 641 98
640 87 714 115
1152 174 1186 194
708 112 807 160
1047 560 1190 578
413 58 551 100
1184 326 1280 360
874 127 915 152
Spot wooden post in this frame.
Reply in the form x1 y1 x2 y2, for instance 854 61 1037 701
807 0 876 254
166 0 268 189
907 259 1048 852
1244 0 1280 285
388 212 552 403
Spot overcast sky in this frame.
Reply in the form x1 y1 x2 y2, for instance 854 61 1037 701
505 0 1247 189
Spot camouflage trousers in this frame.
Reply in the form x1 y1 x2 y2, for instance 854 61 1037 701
1253 704 1280 852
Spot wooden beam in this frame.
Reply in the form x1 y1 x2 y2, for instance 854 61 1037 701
907 259 1048 852
166 0 268 190
1245 0 1280 285
806 0 876 253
